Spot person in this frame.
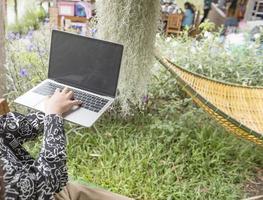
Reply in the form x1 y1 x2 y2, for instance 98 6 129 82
0 162 4 200
161 0 178 14
161 1 169 13
182 2 195 28
200 0 212 23
0 88 133 200
167 2 178 14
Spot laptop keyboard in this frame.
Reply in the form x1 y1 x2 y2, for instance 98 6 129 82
33 82 109 112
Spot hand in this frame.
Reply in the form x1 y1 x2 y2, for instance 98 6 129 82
44 87 82 116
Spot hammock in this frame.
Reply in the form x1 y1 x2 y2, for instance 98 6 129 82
156 55 263 147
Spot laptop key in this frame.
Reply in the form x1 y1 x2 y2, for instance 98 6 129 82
33 82 109 113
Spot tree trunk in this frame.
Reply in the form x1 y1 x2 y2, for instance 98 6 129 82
14 0 18 23
96 0 160 112
0 0 6 97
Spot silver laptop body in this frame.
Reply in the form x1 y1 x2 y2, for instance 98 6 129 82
15 30 123 127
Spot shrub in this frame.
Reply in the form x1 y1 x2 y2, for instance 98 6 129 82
5 27 50 104
155 30 263 87
8 6 47 35
4 24 263 200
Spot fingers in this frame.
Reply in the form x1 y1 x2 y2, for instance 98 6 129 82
44 95 51 100
67 90 74 99
70 100 82 106
62 87 69 94
54 87 79 103
55 88 60 93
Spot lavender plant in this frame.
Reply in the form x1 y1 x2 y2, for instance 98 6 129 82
5 26 50 103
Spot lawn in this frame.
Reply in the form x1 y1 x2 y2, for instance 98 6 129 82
6 25 263 200
24 97 262 200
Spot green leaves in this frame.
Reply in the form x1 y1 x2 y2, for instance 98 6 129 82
6 15 263 200
156 29 263 87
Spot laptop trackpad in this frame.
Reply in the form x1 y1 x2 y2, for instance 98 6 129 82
63 105 81 116
15 92 46 109
36 102 80 115
35 100 46 113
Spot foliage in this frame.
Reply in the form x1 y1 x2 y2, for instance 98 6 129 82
198 20 217 32
5 27 50 103
8 6 47 35
5 27 263 200
155 30 263 87
25 106 263 200
96 0 160 113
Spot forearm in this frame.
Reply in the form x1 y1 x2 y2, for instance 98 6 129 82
0 112 45 143
2 114 68 198
36 114 68 192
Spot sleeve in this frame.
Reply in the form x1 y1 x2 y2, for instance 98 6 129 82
2 114 68 199
1 112 45 144
34 114 68 193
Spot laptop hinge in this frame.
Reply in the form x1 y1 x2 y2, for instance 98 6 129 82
49 78 115 98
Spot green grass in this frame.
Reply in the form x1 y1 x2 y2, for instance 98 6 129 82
65 103 262 200
25 99 263 200
12 23 263 200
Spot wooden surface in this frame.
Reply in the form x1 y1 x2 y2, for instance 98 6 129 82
58 15 88 29
0 99 9 115
165 13 184 35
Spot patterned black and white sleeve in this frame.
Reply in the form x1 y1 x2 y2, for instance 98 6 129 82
34 114 68 194
0 112 45 144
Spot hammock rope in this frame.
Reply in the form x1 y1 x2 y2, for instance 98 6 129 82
156 55 263 147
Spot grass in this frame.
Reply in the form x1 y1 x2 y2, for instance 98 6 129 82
67 105 263 200
9 22 262 200
25 97 263 200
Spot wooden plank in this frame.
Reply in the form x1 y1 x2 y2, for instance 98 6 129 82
0 99 10 115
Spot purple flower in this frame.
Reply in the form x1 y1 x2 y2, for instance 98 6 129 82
38 49 46 56
7 32 16 41
26 30 34 40
19 68 28 77
26 44 34 52
15 33 21 40
26 34 33 40
44 18 49 24
142 95 149 104
91 28 97 38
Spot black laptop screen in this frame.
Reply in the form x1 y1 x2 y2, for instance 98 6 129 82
48 30 123 97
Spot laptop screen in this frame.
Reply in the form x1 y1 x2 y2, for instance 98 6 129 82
48 30 123 98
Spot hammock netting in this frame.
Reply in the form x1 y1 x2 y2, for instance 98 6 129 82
156 55 263 147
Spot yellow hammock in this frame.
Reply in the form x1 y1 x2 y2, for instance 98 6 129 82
156 55 263 147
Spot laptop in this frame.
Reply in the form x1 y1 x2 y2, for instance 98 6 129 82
15 30 123 127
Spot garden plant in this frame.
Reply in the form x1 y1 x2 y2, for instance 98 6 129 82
4 24 263 199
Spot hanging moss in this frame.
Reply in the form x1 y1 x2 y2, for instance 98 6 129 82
96 0 160 112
